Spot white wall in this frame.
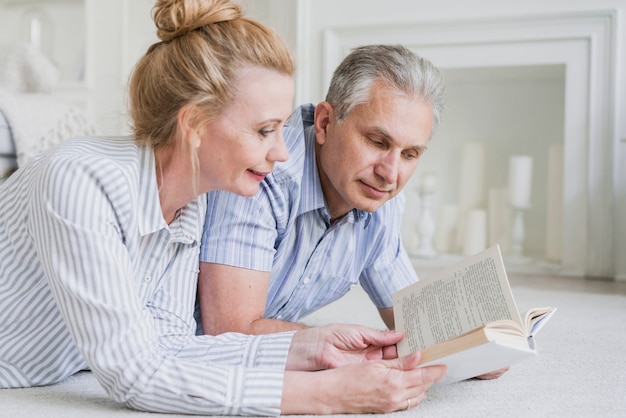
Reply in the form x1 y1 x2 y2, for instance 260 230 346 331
1 0 623 279
412 66 565 259
0 1 85 84
249 0 626 280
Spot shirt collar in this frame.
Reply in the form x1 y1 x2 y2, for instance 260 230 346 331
137 144 200 244
298 124 326 216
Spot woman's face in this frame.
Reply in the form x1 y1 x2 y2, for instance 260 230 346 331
198 66 294 196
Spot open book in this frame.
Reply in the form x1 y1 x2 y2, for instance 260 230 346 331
393 245 556 384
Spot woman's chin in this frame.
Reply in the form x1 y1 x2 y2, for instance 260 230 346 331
231 184 261 197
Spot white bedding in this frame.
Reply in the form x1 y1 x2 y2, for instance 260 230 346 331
0 110 17 179
0 42 96 171
0 110 13 153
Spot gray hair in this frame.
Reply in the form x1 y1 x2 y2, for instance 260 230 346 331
325 44 445 136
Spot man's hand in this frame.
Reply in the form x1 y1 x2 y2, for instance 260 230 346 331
475 367 510 380
286 324 403 371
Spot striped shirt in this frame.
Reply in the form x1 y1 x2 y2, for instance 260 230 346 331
201 104 418 322
0 136 293 416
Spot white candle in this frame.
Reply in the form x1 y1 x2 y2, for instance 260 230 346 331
545 144 563 262
462 209 487 256
508 155 533 208
434 204 458 253
456 141 486 251
420 172 437 193
487 187 513 253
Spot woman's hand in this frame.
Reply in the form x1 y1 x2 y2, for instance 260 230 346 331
281 351 447 415
285 324 404 371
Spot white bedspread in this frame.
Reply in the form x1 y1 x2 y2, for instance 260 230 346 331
0 42 95 168
1 283 625 417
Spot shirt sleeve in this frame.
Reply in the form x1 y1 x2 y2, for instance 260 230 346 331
31 156 292 416
359 193 419 308
200 186 283 272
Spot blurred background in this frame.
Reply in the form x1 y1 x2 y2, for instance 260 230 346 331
0 0 624 281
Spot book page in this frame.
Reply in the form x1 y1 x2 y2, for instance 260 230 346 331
394 245 522 354
524 307 557 335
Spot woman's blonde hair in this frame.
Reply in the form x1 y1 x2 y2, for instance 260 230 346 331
128 0 294 149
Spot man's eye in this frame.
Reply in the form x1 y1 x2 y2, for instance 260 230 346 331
259 129 275 137
403 151 419 160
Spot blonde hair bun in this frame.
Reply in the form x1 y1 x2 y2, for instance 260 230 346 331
152 0 242 42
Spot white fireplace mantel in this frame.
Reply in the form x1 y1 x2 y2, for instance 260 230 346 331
4 1 618 278
321 11 618 278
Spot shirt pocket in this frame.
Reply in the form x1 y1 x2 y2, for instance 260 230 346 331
298 273 358 316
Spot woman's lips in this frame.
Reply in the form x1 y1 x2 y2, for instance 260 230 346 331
248 169 270 182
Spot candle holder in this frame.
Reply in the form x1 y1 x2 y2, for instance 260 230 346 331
20 7 54 59
414 185 438 258
509 204 530 261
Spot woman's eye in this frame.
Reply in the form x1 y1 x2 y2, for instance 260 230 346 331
259 129 275 138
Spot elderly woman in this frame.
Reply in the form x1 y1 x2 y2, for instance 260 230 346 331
0 0 445 415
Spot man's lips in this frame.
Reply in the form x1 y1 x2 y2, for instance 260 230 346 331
360 180 393 197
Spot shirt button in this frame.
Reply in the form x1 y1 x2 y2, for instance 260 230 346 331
350 284 357 289
302 277 310 285
144 275 151 282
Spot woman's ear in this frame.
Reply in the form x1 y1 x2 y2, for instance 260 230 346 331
177 104 201 148
313 102 333 145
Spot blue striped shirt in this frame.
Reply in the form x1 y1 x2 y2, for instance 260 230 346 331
0 136 293 416
201 104 418 322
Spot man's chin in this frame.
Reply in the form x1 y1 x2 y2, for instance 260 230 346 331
355 199 387 213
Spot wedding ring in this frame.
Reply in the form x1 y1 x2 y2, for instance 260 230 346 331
406 398 411 410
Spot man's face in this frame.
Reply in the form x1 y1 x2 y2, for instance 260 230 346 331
314 81 433 220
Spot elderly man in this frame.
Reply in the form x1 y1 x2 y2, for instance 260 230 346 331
198 44 444 334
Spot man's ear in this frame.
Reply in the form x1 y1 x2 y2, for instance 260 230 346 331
313 102 333 145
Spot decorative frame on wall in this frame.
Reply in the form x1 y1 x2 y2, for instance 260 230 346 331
322 11 618 278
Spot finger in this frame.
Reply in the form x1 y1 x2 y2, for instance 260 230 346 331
382 351 422 371
398 392 428 413
476 367 509 380
360 329 404 347
413 363 447 385
382 353 447 385
381 344 398 359
402 397 412 411
385 352 447 383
